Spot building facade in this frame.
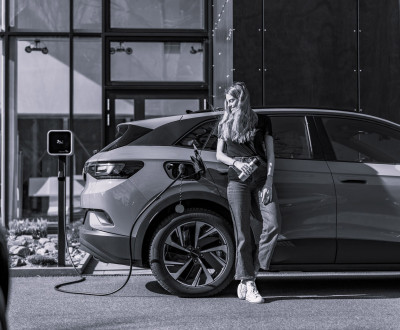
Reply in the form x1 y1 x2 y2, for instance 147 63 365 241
1 0 400 227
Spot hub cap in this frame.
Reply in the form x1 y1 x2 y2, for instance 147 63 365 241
163 221 229 287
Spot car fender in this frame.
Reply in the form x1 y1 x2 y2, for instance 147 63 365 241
132 189 232 261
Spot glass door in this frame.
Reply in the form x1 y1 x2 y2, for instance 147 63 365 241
105 90 208 145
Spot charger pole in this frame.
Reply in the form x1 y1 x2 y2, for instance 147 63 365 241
47 130 74 267
58 156 66 267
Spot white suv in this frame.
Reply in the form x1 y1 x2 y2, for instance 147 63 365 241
80 108 400 297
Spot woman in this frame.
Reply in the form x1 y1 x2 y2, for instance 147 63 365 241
216 82 281 304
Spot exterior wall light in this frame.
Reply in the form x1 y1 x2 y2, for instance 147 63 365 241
25 39 49 54
110 42 133 55
190 46 203 54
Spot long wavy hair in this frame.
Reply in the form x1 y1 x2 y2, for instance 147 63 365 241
218 82 258 143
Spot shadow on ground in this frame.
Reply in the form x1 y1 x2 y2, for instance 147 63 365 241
145 276 400 301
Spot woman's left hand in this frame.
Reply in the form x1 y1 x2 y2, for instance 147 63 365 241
261 185 273 205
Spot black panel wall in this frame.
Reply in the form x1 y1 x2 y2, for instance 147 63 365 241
360 0 400 123
233 0 263 105
263 0 357 110
232 0 400 123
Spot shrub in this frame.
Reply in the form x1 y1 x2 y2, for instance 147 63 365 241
8 218 48 238
27 255 57 266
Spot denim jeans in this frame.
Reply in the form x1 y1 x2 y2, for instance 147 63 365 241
227 159 281 280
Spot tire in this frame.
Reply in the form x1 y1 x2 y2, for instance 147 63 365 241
150 208 235 297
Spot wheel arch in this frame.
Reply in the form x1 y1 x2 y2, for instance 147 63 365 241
138 197 232 267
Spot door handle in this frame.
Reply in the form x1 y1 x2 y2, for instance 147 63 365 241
340 179 367 184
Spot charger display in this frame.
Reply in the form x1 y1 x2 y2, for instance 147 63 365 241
47 130 74 156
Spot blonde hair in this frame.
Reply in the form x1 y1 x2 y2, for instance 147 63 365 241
218 82 258 143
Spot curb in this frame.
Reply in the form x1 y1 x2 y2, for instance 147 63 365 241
10 253 92 277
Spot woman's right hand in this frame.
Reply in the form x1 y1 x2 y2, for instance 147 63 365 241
234 161 252 176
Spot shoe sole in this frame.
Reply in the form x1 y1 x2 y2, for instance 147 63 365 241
237 285 246 300
246 298 265 304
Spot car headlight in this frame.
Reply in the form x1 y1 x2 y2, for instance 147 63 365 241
84 161 144 179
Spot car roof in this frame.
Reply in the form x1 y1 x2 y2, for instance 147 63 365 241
119 108 400 129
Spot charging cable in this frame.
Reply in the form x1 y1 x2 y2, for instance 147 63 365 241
55 165 195 296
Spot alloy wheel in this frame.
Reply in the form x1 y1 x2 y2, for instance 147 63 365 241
162 220 229 287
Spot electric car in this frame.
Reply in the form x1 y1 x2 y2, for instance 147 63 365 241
80 108 400 297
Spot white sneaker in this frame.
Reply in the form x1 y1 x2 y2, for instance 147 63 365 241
245 281 264 304
237 282 247 300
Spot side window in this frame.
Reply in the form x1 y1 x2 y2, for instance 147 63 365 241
270 116 313 159
176 120 219 151
322 117 400 164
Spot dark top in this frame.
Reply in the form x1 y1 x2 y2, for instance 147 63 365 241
219 114 272 181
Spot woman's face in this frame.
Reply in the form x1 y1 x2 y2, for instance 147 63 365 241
226 94 238 110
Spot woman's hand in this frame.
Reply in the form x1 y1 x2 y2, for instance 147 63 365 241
261 183 273 205
234 161 252 176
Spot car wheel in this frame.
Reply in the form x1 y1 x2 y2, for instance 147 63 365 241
150 208 235 297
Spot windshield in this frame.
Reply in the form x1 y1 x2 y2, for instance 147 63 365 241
100 124 152 152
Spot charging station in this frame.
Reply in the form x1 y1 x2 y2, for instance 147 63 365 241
47 130 74 267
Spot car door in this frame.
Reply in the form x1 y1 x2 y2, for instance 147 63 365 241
268 115 337 265
317 116 400 264
178 114 337 265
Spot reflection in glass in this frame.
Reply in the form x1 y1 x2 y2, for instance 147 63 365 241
12 38 69 114
116 99 135 122
74 38 102 187
9 0 69 32
74 0 101 32
110 42 204 82
74 38 101 116
322 118 400 164
110 0 204 29
145 99 199 118
9 37 70 219
212 0 233 108
1 0 4 31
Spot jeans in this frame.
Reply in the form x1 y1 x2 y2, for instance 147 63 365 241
227 159 281 280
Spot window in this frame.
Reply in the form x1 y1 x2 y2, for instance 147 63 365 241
74 0 101 32
271 117 314 159
322 117 400 164
9 0 70 32
1 0 4 31
9 37 69 219
74 38 102 174
11 37 69 115
110 0 205 29
145 99 199 118
110 41 204 82
176 120 219 150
